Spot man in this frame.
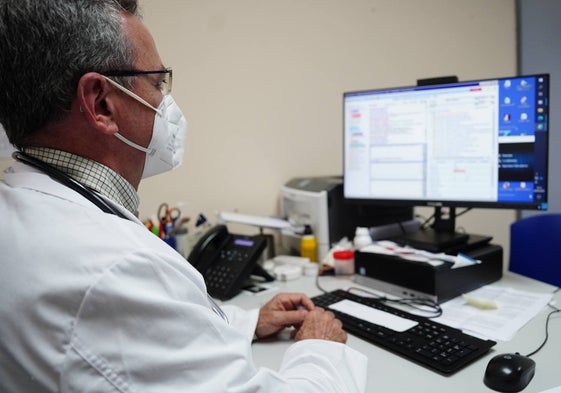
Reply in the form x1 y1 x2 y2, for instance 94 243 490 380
0 1 367 392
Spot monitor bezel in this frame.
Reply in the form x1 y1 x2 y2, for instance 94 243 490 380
342 73 550 212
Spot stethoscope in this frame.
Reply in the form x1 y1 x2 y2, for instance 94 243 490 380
13 150 230 323
13 151 128 219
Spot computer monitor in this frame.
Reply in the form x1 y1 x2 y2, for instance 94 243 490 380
343 74 550 251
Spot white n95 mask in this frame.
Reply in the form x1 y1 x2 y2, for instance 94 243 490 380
104 76 188 178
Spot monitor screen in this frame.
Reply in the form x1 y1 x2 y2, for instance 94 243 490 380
343 74 550 212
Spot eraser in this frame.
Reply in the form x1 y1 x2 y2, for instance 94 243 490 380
462 294 499 310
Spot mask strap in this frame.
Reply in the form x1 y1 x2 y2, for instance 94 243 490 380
103 76 162 115
114 132 151 153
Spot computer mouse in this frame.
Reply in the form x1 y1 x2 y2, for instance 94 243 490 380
483 353 536 392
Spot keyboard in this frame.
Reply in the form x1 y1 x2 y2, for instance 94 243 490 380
310 289 496 375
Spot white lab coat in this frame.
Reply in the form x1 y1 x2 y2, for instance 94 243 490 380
0 162 367 393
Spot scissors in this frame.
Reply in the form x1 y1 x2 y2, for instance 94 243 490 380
157 203 181 224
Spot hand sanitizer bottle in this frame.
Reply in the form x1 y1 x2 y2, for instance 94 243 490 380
353 227 373 250
300 225 318 262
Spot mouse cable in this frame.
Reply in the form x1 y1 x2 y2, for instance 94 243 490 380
525 288 560 358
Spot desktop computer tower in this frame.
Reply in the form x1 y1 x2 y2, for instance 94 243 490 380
354 242 503 303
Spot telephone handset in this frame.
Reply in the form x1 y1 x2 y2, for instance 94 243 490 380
187 224 271 300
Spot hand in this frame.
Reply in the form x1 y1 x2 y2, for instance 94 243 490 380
294 307 347 343
255 293 315 339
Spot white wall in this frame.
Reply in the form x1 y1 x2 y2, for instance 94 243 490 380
0 0 518 262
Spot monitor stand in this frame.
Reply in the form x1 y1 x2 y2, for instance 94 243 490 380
393 207 477 253
398 228 468 252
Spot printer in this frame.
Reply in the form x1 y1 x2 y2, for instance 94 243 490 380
280 176 413 261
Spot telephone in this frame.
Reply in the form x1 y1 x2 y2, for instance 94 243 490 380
187 224 273 300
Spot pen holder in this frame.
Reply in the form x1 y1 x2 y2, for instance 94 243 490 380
173 228 188 257
163 235 177 251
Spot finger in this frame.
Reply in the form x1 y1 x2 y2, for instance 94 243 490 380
325 317 343 337
279 293 315 311
318 314 346 343
336 329 348 343
299 295 315 311
321 309 336 322
270 309 309 327
288 293 314 310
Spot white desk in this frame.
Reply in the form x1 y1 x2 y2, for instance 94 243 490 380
225 272 560 393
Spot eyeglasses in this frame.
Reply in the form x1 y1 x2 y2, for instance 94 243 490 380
102 68 173 96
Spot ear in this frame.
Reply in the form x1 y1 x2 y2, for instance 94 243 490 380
76 72 120 135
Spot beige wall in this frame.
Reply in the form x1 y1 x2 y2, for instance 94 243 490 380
0 0 518 263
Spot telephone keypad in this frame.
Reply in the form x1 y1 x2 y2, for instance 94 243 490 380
205 242 258 294
191 226 268 300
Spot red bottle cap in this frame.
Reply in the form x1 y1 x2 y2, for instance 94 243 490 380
333 250 354 260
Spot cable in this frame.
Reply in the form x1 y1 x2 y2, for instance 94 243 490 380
418 214 433 230
348 287 442 318
525 288 560 358
346 286 443 318
397 219 406 235
386 297 443 318
314 270 331 294
455 207 472 218
419 208 472 230
314 273 442 317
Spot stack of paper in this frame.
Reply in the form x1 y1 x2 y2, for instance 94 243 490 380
434 285 553 342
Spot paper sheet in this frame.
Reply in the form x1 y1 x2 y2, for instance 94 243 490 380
540 387 561 393
218 211 291 229
434 285 553 341
0 124 14 158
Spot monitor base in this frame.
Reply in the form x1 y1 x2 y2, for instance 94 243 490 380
396 229 467 252
391 229 495 253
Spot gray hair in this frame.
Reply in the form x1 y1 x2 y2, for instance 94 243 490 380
0 0 141 147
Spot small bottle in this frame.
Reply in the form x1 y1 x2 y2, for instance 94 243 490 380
300 225 318 262
353 227 373 250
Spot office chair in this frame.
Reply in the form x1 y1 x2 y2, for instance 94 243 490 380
509 213 561 287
